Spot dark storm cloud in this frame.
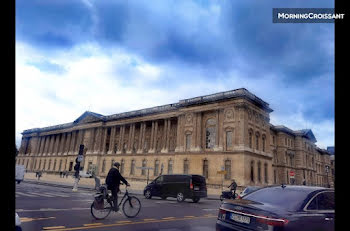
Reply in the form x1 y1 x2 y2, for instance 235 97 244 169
16 0 93 49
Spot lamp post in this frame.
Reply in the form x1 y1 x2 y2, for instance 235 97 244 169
72 145 84 192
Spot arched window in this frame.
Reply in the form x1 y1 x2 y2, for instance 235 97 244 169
120 159 125 174
255 132 260 150
184 159 189 174
262 135 266 152
168 159 173 174
257 161 261 182
142 159 147 175
248 130 253 148
224 160 231 180
130 160 135 175
250 161 254 182
205 119 216 149
154 160 159 176
203 159 209 178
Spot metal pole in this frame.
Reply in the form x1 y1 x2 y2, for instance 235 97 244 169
147 169 149 185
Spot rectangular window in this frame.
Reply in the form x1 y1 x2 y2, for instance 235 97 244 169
203 160 209 178
184 160 189 174
186 134 191 150
226 131 233 149
224 160 231 180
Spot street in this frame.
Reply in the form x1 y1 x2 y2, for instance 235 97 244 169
16 182 220 231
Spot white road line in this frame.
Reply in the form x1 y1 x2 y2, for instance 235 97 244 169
39 192 70 197
16 192 38 197
16 208 90 212
29 192 55 197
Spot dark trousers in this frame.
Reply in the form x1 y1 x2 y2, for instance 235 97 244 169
110 187 120 210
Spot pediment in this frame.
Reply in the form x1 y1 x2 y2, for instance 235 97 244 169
73 111 104 125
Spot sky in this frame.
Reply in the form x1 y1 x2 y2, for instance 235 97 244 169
16 0 334 150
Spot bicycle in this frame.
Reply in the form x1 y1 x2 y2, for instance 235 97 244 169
91 184 141 220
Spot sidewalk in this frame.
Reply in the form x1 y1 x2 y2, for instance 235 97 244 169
23 172 221 200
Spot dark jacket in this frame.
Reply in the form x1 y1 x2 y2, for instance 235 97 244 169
105 166 128 190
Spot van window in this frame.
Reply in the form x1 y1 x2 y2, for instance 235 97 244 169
155 176 163 184
192 175 206 184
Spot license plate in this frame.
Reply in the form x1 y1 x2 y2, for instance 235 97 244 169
230 213 251 224
194 187 200 190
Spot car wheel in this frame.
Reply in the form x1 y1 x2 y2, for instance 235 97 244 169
161 195 167 200
176 192 185 202
144 190 152 199
192 197 200 203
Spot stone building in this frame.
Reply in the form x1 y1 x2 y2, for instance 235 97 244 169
16 88 334 188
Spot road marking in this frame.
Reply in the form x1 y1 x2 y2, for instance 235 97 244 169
16 192 38 197
29 192 55 197
184 216 196 218
83 223 103 226
20 216 56 223
39 215 217 231
203 208 219 211
16 208 90 212
116 220 132 223
162 217 176 220
40 192 70 197
43 226 66 230
143 218 156 221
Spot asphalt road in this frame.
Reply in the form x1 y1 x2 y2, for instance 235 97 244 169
16 182 221 231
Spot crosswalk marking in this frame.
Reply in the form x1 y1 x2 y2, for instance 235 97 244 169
16 192 38 197
40 192 70 197
29 192 55 197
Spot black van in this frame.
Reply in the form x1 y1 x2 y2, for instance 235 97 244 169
143 174 207 202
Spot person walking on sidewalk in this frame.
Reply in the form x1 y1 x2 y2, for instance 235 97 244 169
105 162 130 212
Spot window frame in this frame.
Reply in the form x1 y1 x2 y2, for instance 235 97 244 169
304 191 335 212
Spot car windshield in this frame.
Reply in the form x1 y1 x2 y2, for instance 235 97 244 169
243 187 311 211
244 187 259 194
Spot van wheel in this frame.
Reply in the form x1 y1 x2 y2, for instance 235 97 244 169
144 190 152 199
192 197 200 203
176 192 185 202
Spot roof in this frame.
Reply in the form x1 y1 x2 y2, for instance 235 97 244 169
271 126 317 143
22 88 273 134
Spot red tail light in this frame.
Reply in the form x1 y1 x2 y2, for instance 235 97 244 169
256 216 289 227
218 208 227 220
190 183 193 189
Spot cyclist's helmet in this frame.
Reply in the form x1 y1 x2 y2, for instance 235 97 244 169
114 162 121 168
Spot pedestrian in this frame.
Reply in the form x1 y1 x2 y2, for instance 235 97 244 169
302 179 306 185
228 179 237 198
38 171 42 180
105 162 130 211
65 171 68 178
59 171 62 178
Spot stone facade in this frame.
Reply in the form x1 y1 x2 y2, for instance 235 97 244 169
16 88 334 188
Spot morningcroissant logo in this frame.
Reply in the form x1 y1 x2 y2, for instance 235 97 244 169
273 8 345 23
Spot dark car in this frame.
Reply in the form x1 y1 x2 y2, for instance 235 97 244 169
237 186 261 199
216 185 334 231
144 174 207 202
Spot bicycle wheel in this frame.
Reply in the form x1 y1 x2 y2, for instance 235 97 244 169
122 196 141 218
91 199 113 220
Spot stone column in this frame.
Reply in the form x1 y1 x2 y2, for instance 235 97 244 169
149 121 158 153
107 126 116 154
69 131 76 155
31 136 40 156
117 126 125 154
127 124 135 154
101 128 108 154
137 123 145 153
94 128 104 154
193 113 202 152
175 115 184 152
52 134 59 155
59 133 66 155
42 136 48 156
65 132 72 155
37 137 43 156
161 119 170 153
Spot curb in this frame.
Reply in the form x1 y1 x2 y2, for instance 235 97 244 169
22 179 221 200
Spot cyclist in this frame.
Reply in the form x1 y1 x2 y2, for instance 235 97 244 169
105 162 130 211
227 179 237 199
